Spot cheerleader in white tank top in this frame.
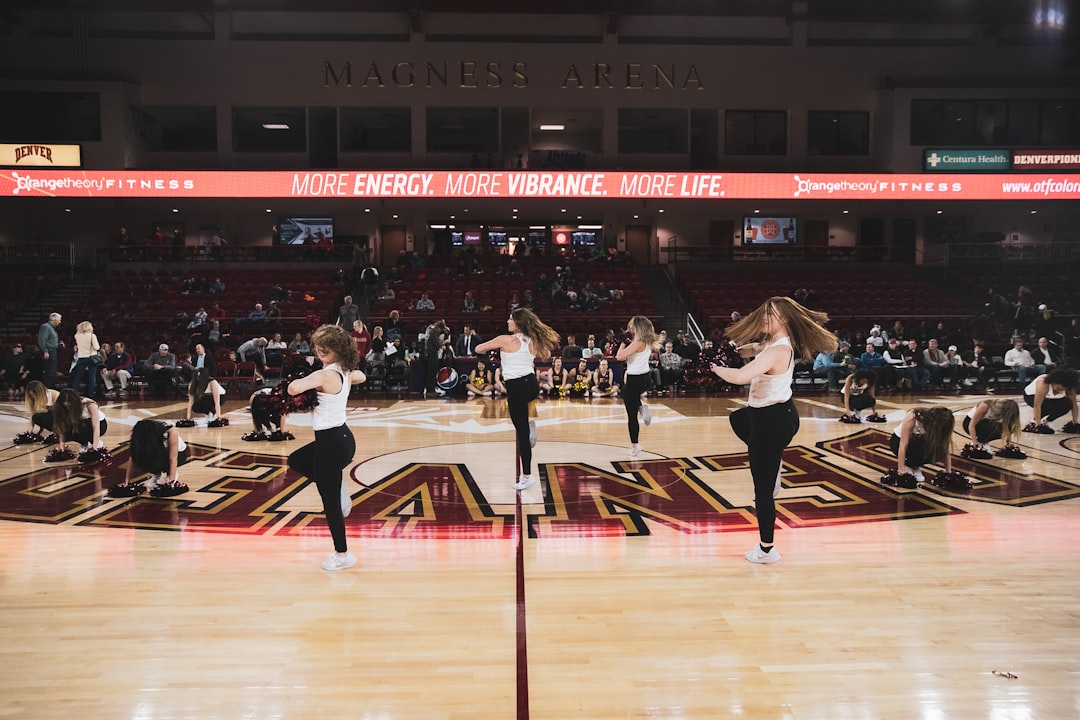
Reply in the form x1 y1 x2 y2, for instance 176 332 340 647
616 316 661 458
710 297 838 565
286 325 367 571
476 309 559 491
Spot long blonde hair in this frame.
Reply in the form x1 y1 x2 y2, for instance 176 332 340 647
76 321 93 334
726 296 836 362
25 380 50 415
988 399 1022 446
629 315 660 351
510 308 560 361
913 406 955 464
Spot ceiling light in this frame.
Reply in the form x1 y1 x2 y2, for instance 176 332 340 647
539 124 565 131
262 123 290 130
578 225 602 230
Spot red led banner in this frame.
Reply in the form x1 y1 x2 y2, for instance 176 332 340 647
2 169 1078 200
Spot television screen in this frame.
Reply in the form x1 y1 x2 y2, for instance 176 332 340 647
571 231 597 246
488 231 508 246
463 230 482 246
527 230 547 246
743 216 796 245
279 217 334 245
451 231 464 246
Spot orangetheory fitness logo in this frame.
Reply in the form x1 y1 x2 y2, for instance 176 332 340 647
0 430 1076 537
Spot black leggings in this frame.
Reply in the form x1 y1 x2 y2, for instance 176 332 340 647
1024 393 1072 423
889 433 929 469
288 424 356 553
847 394 876 413
32 411 54 433
962 416 1001 444
729 399 799 546
64 419 108 445
505 373 539 475
622 372 652 444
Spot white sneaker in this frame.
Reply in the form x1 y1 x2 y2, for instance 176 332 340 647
528 420 537 448
321 552 357 571
906 466 926 483
145 473 163 490
629 443 642 458
340 479 352 517
513 474 538 491
745 546 782 564
640 404 652 426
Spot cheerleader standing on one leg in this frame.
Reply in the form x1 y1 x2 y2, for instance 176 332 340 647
286 325 367 571
710 297 838 564
476 308 560 491
962 399 1022 458
890 407 954 482
616 316 661 458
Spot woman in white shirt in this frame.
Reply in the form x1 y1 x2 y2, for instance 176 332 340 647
476 308 559 491
616 316 661 458
68 321 101 398
709 297 837 565
287 325 367 571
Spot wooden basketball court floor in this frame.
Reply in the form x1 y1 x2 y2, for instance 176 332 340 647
2 388 1079 719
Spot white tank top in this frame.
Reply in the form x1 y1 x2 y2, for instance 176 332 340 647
625 346 651 375
311 363 350 431
967 402 1002 421
500 334 535 380
1025 375 1064 399
747 336 794 408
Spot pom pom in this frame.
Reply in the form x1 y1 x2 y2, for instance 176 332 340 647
683 340 744 393
149 481 189 498
267 430 294 442
995 444 1027 459
1023 421 1054 434
961 443 993 460
263 361 320 416
107 482 144 498
839 413 862 424
41 434 60 446
13 432 43 445
175 419 196 428
44 447 76 463
926 470 973 493
207 418 229 428
880 469 919 489
1062 421 1080 434
866 413 888 423
241 431 268 442
78 446 114 466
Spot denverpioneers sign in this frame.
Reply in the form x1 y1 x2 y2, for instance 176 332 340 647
2 169 1079 200
0 144 81 168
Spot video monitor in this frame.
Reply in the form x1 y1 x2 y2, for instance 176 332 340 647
571 230 597 246
488 231 508 246
743 216 796 245
279 217 334 245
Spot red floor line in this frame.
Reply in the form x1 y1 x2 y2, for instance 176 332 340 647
515 489 530 720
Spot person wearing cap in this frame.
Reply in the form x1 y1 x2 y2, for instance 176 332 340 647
144 344 178 396
2 343 28 398
944 344 964 388
813 340 855 391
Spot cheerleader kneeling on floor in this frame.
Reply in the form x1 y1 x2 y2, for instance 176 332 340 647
45 389 108 463
839 369 886 423
177 368 228 428
887 406 954 485
109 419 190 497
961 399 1024 459
13 380 60 444
242 387 293 441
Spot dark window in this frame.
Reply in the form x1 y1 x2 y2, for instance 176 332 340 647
140 106 217 152
0 91 100 142
808 111 869 155
1041 99 1080 145
426 107 498 153
725 110 786 155
618 108 688 154
340 107 411 152
232 107 306 152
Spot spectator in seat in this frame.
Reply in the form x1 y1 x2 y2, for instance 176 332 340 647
962 343 994 389
145 344 179 396
102 341 134 395
1003 339 1037 385
658 341 685 391
561 334 582 361
1030 336 1060 375
814 340 855 391
416 292 436 312
900 339 930 390
859 342 888 387
922 339 952 389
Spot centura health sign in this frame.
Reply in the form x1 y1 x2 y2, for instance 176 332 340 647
2 169 1079 200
